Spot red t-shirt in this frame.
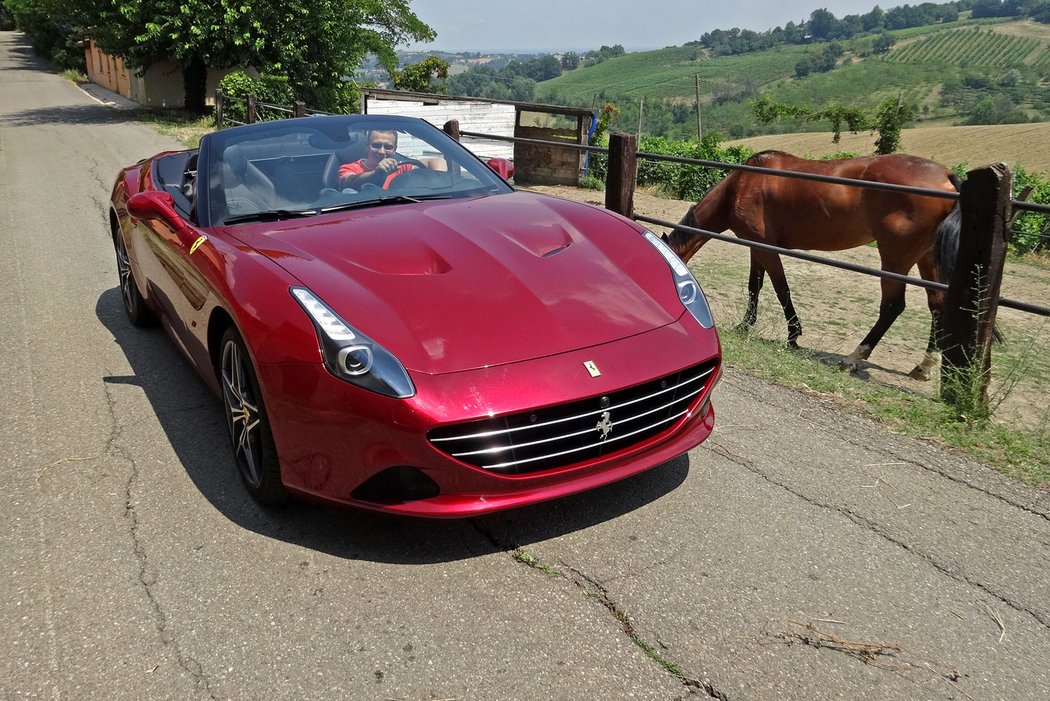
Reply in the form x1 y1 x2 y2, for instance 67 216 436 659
338 159 415 189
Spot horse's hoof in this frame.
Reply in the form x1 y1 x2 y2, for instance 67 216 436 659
839 358 859 373
786 339 800 350
908 366 932 381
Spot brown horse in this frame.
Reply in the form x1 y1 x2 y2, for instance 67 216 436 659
664 150 962 380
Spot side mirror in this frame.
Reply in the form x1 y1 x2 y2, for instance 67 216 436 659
127 190 177 221
486 158 515 180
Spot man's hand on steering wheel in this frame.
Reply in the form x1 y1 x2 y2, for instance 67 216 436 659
375 157 399 175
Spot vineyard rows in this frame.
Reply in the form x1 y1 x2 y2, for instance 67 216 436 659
889 27 1047 68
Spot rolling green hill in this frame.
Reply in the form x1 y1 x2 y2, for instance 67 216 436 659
536 19 1050 141
539 44 812 101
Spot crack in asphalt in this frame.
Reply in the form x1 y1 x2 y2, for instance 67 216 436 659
852 435 1050 524
469 522 730 699
725 374 1050 523
87 157 113 225
102 377 218 699
704 439 1050 631
562 565 730 700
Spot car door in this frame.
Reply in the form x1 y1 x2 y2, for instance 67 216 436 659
131 160 215 372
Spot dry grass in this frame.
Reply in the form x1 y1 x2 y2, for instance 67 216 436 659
727 123 1050 172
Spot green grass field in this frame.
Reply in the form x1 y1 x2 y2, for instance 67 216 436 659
541 44 812 102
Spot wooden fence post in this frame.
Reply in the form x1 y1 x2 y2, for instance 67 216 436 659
293 100 306 117
247 94 257 124
443 119 460 142
939 163 1012 416
215 89 224 129
605 131 637 218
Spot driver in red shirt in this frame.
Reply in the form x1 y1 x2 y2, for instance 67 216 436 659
338 129 416 190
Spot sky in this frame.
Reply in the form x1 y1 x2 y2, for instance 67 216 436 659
404 1 909 53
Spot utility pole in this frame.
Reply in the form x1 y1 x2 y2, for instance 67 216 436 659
637 97 644 136
695 74 702 140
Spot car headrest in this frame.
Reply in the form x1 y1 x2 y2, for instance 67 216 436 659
223 144 248 175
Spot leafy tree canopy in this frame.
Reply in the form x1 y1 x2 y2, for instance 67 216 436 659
393 55 449 92
3 0 97 67
752 94 915 154
11 0 435 113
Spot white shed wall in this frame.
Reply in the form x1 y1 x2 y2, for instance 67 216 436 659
365 98 515 161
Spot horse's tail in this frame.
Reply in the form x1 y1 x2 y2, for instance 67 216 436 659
933 173 1005 344
934 199 961 285
935 172 964 282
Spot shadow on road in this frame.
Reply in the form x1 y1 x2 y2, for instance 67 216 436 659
96 288 691 565
0 102 144 127
1 29 50 70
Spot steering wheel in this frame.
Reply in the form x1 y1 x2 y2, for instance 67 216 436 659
387 167 450 191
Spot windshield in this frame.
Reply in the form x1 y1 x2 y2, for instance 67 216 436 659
198 115 514 227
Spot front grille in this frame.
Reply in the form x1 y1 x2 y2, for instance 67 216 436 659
427 359 718 475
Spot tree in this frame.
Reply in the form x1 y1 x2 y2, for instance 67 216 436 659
862 6 885 31
86 0 435 113
393 55 449 93
872 95 914 154
794 57 814 78
523 54 561 81
807 9 839 40
752 94 914 153
872 32 895 54
3 0 99 68
968 97 999 124
971 0 1013 18
998 68 1022 87
560 51 579 71
815 42 843 71
508 75 535 102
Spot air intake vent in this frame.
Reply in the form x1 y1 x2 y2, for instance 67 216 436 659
427 359 718 475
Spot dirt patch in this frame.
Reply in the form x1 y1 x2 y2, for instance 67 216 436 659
521 183 1050 432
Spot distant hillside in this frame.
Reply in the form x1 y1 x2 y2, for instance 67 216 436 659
536 19 1050 142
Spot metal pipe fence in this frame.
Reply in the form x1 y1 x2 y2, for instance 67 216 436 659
634 213 1050 318
212 93 1049 321
464 129 1050 217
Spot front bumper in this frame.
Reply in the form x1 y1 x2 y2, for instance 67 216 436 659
258 319 721 517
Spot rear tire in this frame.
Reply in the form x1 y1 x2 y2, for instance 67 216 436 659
219 327 287 506
113 230 155 326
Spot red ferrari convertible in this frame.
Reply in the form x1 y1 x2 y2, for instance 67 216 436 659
109 114 722 517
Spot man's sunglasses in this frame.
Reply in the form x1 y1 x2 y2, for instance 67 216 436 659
370 142 396 151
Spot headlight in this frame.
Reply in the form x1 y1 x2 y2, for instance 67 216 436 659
291 287 415 398
643 231 715 328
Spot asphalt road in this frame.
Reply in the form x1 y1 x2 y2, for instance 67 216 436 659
2 30 1049 701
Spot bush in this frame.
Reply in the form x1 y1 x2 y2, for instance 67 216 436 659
1011 166 1050 255
586 133 754 201
217 71 295 123
637 134 754 200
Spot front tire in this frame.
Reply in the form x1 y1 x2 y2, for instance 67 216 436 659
219 327 287 505
113 230 155 326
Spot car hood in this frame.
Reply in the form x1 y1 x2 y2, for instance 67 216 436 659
227 191 681 374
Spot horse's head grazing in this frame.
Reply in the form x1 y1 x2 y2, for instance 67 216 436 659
662 206 703 262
